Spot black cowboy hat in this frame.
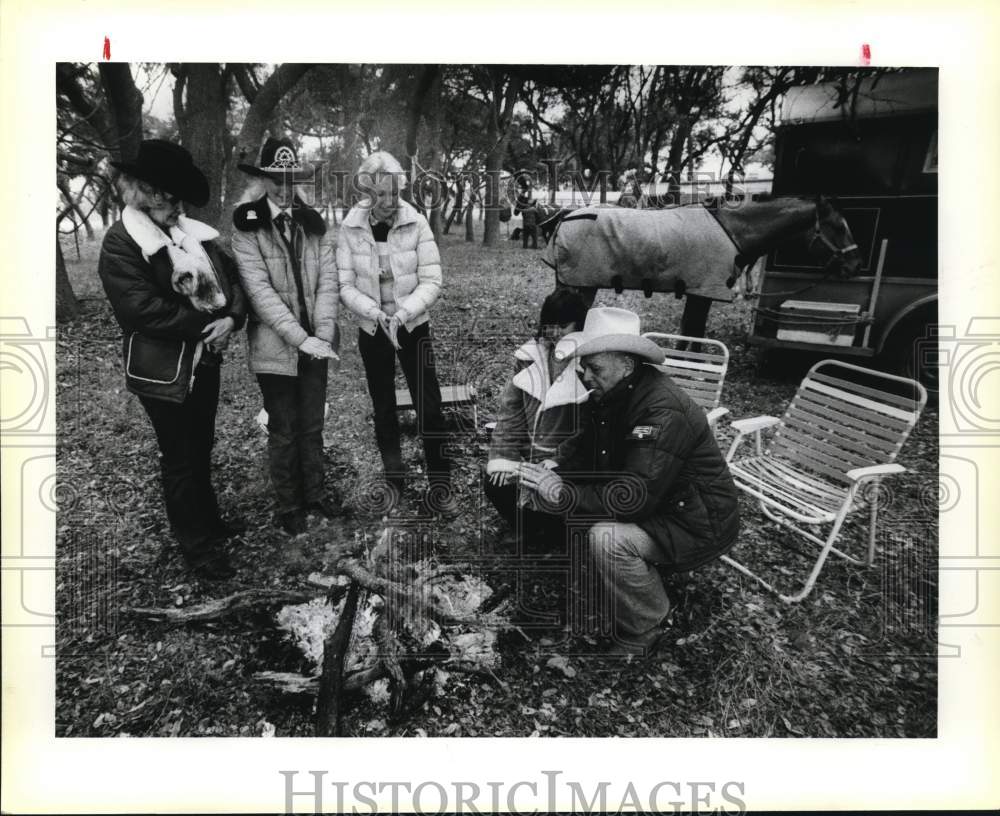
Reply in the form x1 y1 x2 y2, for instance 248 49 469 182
237 137 313 181
110 139 210 207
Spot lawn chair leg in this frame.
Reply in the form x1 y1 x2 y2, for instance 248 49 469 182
719 554 813 604
865 477 881 567
758 501 867 565
722 498 857 603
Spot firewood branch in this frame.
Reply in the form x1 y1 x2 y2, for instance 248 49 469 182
126 589 322 624
315 583 360 737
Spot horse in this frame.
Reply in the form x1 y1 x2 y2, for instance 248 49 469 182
542 195 861 338
536 205 574 243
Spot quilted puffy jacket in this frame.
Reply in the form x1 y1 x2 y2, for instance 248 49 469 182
487 338 591 471
557 363 740 572
231 196 339 376
336 200 442 335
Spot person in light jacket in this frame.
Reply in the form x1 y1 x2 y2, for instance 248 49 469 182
485 289 590 548
98 139 247 581
231 137 341 536
337 151 456 516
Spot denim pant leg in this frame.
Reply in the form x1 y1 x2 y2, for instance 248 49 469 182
257 372 303 513
358 328 405 480
396 323 451 485
586 521 671 646
138 367 220 559
296 355 329 505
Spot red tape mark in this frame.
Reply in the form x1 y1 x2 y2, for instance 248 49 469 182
103 37 111 60
861 43 871 65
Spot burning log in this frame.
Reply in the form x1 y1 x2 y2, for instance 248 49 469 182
315 583 361 737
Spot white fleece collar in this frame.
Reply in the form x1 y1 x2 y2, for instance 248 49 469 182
511 338 590 409
122 206 220 261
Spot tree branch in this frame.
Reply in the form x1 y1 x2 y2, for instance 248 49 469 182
230 63 259 105
126 588 323 624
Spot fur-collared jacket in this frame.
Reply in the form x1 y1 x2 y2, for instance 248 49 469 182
487 338 591 473
97 208 246 402
555 363 740 572
336 200 442 336
231 196 339 376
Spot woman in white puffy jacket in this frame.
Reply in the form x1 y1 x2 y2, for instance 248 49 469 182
337 151 456 515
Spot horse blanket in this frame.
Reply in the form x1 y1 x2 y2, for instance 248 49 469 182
542 204 740 302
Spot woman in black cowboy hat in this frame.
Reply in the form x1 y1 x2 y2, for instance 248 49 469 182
97 139 247 581
231 137 342 536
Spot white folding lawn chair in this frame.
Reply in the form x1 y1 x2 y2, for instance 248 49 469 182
721 359 927 603
643 332 730 427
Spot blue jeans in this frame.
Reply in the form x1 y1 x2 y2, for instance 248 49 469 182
586 522 672 647
256 355 329 513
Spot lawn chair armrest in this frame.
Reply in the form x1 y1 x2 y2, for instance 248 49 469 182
846 463 906 482
706 406 729 426
730 415 780 434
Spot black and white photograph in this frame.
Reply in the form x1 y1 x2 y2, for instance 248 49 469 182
3 2 999 813
51 61 940 740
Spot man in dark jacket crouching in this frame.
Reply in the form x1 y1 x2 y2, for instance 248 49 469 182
518 307 740 655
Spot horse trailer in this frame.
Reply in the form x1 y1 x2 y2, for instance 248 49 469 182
747 68 938 392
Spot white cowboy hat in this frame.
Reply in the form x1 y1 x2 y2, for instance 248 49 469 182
554 307 665 363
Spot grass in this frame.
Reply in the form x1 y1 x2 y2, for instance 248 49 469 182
55 221 938 738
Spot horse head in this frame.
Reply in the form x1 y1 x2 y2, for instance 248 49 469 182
813 195 862 277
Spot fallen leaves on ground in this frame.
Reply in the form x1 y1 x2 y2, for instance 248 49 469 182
55 226 938 738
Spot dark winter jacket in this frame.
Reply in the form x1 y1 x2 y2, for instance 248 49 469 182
97 212 246 403
515 194 538 228
232 195 340 376
556 363 740 571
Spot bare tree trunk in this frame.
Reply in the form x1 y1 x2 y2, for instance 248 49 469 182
482 70 522 247
58 179 95 240
444 177 464 235
482 147 503 246
222 63 314 237
177 64 229 226
99 188 110 228
56 236 79 324
465 195 475 243
664 117 692 205
424 72 445 242
427 163 443 240
97 63 144 161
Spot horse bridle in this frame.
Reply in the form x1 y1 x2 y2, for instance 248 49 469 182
809 215 859 267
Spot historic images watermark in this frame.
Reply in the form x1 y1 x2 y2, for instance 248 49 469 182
281 161 768 215
279 769 747 814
